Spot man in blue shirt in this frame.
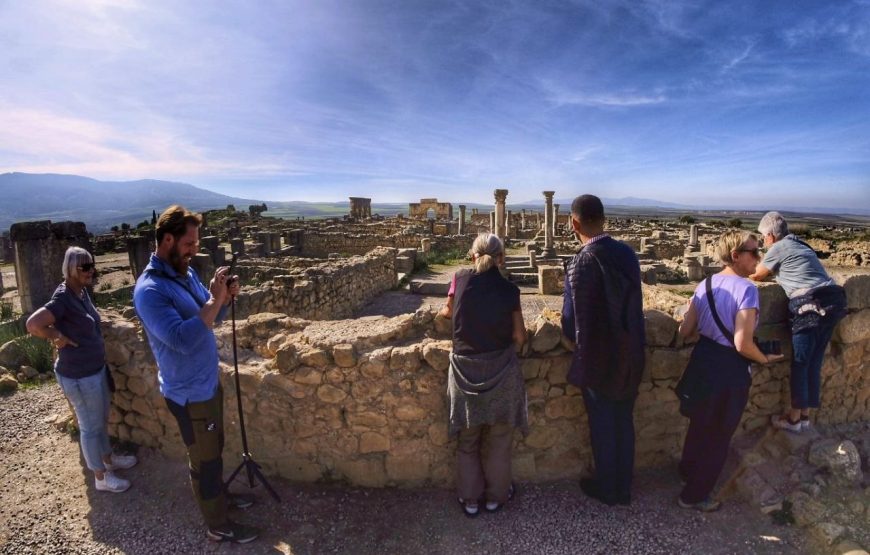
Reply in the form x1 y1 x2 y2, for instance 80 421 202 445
133 205 258 544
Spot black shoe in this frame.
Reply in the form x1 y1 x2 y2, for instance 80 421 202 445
616 493 631 506
227 492 255 510
580 478 617 506
206 520 260 543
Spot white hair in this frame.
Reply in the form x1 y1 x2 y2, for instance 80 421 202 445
757 211 789 240
62 247 93 281
468 233 503 273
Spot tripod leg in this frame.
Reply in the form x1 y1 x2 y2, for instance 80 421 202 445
250 462 282 502
226 459 246 486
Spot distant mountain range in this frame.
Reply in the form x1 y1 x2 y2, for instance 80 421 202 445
0 172 867 233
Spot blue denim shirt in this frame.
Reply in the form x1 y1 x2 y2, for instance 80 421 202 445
133 254 227 405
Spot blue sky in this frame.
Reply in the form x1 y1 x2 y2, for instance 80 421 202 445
1 0 868 208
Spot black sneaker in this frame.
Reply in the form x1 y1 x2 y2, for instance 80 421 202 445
227 492 255 510
206 520 260 544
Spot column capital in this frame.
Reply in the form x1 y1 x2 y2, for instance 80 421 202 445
542 191 555 199
494 189 509 202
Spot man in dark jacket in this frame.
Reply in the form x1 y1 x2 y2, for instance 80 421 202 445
561 195 646 506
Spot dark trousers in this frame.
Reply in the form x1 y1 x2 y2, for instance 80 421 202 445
582 388 636 502
790 319 838 409
166 386 227 528
456 424 515 503
679 385 749 504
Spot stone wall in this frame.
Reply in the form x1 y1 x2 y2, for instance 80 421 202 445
298 233 469 258
232 247 399 320
100 272 870 488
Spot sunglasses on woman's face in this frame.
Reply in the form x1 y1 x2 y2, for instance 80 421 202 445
736 248 761 258
78 263 96 272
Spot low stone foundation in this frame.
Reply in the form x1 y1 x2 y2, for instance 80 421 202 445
101 272 870 488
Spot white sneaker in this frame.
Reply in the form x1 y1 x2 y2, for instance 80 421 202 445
771 414 802 433
801 417 811 431
105 453 138 471
95 471 130 493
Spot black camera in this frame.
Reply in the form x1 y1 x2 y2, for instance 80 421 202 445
226 252 238 286
756 339 781 355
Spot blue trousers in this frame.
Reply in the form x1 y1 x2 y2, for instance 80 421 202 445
790 319 838 409
55 367 112 472
582 388 636 502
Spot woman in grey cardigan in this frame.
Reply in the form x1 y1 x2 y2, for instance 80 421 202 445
438 233 528 517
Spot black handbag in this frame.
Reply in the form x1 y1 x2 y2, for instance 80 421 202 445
675 276 751 417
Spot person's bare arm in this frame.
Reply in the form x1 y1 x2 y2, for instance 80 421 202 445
749 264 772 282
734 308 784 364
438 296 453 319
26 308 78 348
512 309 527 347
678 301 699 341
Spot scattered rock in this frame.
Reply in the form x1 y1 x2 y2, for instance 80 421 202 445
809 439 864 485
0 373 18 393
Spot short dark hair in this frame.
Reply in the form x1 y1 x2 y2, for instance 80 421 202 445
155 205 202 244
571 194 605 224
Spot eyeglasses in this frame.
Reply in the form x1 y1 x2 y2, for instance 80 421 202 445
78 263 96 272
736 248 761 258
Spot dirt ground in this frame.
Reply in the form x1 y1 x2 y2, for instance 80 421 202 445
0 384 811 555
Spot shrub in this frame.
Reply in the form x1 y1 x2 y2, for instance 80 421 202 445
679 215 696 224
728 218 743 228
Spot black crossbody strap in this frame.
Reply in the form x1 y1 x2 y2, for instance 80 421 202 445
705 276 735 347
144 268 207 309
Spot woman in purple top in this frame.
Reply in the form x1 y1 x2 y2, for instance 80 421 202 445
676 231 784 511
26 247 137 493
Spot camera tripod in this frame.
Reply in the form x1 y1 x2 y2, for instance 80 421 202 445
225 295 281 502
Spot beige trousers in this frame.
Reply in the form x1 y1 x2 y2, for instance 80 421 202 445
456 423 514 503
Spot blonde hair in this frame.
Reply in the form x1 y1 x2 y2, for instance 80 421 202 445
715 230 758 266
62 247 93 281
468 233 503 273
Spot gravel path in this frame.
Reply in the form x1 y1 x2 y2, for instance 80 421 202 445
1 385 809 554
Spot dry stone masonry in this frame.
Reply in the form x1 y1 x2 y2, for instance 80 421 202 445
99 271 870 488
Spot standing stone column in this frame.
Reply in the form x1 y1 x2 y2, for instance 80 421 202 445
494 189 508 239
489 212 496 234
535 212 542 232
541 192 556 258
126 235 153 280
506 210 512 238
521 209 526 230
10 220 91 313
689 225 699 249
458 205 467 235
553 204 560 237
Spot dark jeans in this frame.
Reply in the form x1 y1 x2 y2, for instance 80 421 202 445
790 318 838 409
582 388 636 502
679 384 749 504
166 386 227 528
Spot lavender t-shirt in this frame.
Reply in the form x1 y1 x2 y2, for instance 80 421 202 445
691 274 760 347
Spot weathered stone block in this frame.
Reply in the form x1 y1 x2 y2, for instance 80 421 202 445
347 411 387 429
316 384 347 404
644 309 678 347
332 344 356 368
646 348 690 381
544 396 582 420
360 431 391 453
538 265 564 295
808 439 863 485
422 341 451 372
531 316 561 353
395 403 427 421
389 345 421 372
836 310 870 344
757 283 789 324
299 348 332 368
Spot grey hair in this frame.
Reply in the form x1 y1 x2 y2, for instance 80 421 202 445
757 211 789 240
62 247 93 281
468 233 504 273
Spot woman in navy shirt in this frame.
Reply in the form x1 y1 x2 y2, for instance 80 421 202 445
27 247 137 493
439 233 528 517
